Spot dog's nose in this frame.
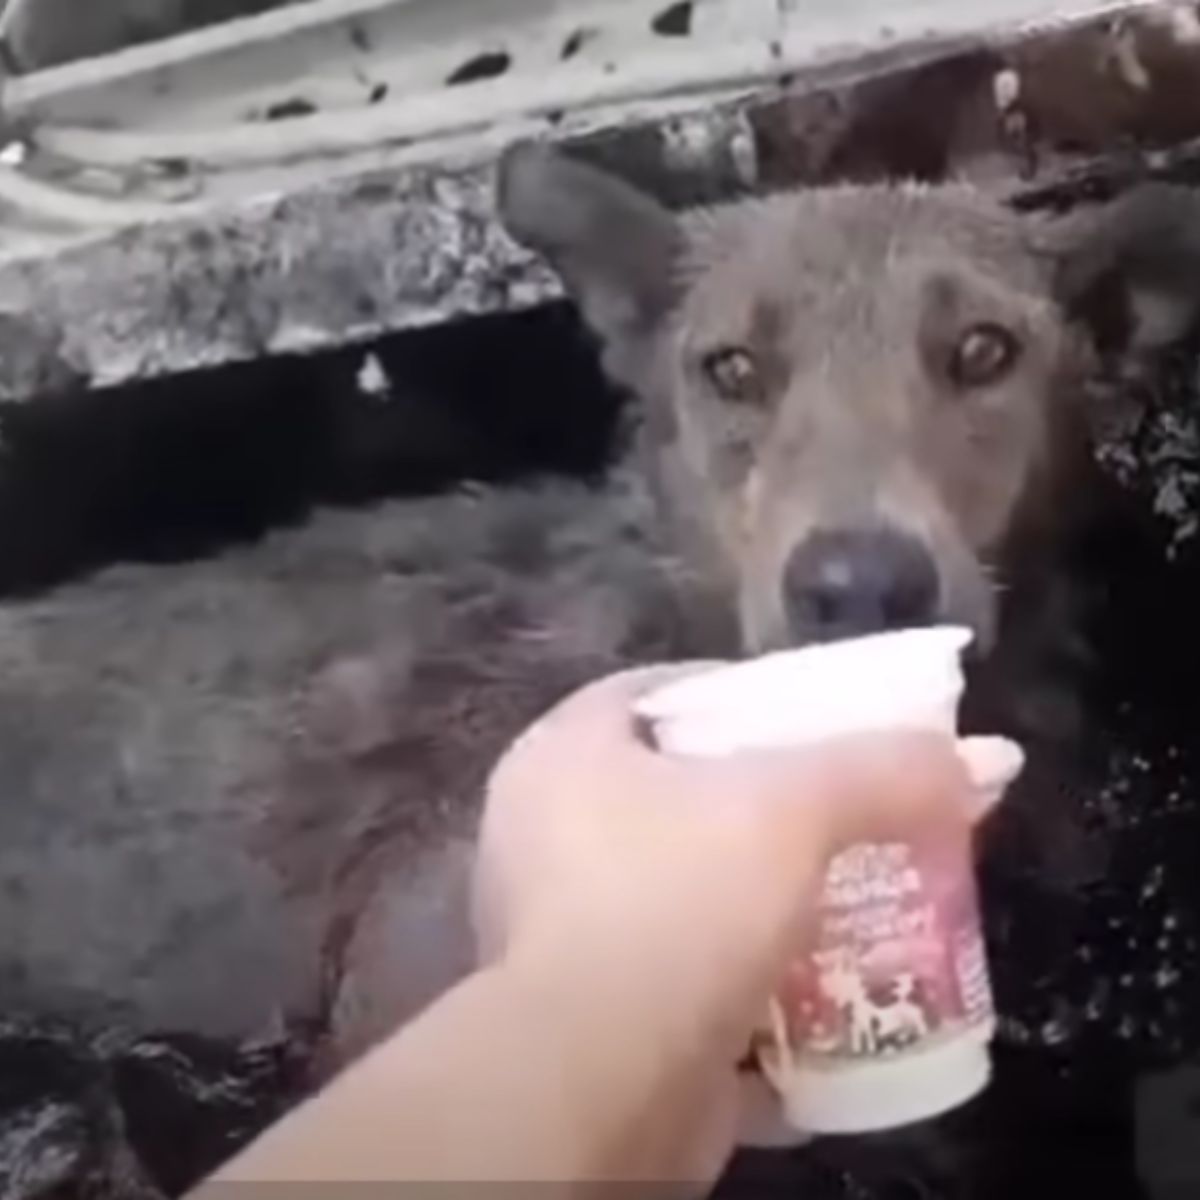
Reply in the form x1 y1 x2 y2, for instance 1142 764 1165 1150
783 527 940 642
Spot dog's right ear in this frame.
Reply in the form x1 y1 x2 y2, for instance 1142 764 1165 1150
1040 183 1200 359
497 141 681 387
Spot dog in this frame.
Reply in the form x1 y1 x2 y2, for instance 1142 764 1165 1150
2 143 1197 1168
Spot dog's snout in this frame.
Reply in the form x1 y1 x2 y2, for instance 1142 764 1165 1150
783 527 940 642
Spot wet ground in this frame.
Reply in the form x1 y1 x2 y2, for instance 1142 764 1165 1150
0 1016 311 1199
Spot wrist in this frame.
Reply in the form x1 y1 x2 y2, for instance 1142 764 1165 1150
505 887 790 1066
503 901 765 1089
494 934 723 1184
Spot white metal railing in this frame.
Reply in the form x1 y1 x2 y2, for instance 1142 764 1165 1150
0 0 1170 242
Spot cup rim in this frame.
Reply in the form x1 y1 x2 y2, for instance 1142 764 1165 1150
636 625 974 723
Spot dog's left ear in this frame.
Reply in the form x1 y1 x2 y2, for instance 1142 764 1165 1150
1039 183 1200 357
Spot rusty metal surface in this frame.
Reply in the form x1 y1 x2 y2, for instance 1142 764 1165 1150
1 3 1198 400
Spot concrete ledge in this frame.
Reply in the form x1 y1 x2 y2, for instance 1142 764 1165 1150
0 156 558 399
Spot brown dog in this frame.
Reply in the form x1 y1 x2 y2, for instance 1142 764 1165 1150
1 144 1196 1089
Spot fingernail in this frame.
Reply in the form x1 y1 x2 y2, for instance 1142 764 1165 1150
957 736 1025 818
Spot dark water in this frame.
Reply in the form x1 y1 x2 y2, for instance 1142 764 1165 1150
0 302 622 599
0 1015 312 1199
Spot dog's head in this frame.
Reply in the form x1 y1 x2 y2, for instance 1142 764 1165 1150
499 143 1199 655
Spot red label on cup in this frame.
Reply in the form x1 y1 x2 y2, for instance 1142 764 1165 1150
765 838 992 1066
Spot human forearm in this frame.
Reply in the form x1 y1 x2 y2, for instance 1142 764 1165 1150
190 935 719 1192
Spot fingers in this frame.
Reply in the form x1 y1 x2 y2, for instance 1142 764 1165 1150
577 666 1024 839
958 735 1026 819
832 732 1023 841
748 733 966 851
685 728 1024 861
652 731 1023 974
486 662 1025 870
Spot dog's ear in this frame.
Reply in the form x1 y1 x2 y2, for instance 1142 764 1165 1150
1041 183 1200 358
496 140 682 389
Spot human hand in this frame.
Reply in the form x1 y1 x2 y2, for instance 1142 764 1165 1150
472 662 1023 1184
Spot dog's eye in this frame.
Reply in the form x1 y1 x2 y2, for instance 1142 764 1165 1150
702 348 761 403
949 324 1020 388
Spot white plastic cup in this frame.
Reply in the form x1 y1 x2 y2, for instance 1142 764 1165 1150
635 626 1000 1141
